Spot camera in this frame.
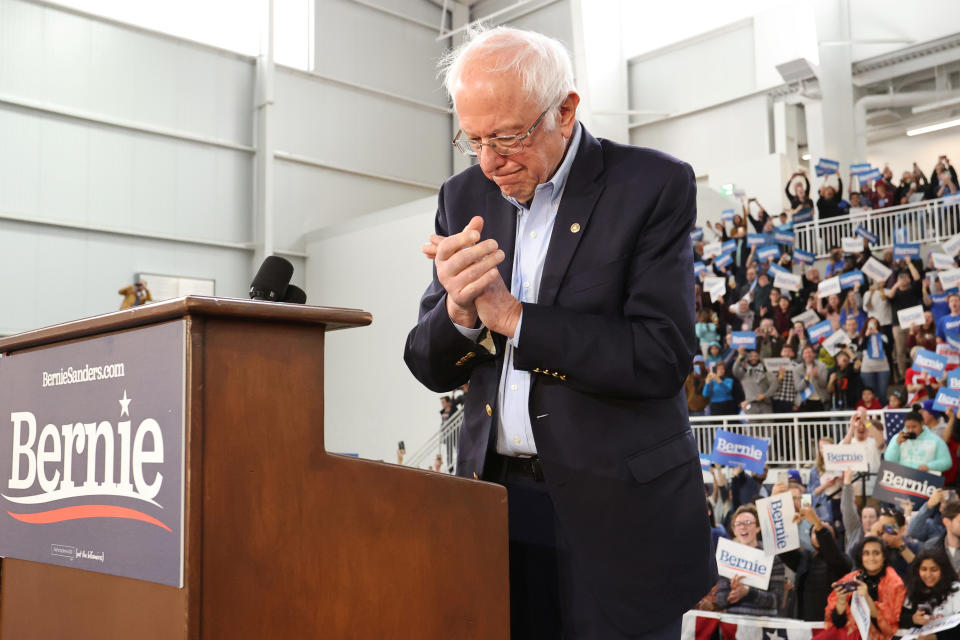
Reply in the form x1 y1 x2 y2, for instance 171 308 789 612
882 524 898 536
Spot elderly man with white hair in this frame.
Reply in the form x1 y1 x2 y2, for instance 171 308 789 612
405 26 714 639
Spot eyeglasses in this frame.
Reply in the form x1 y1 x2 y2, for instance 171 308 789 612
452 106 553 157
733 520 757 528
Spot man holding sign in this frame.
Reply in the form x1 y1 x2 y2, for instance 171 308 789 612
714 506 786 617
937 293 960 345
888 262 924 379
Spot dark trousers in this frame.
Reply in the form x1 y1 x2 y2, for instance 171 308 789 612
485 453 682 640
772 399 795 413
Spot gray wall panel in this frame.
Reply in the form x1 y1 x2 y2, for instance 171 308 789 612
314 0 448 109
274 161 436 251
274 70 450 185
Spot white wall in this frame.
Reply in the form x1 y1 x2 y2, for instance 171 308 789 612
867 129 960 178
304 196 443 462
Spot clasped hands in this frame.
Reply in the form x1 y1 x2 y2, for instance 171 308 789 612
422 216 522 338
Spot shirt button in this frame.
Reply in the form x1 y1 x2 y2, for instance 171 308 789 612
511 384 518 391
530 231 537 239
485 404 493 416
523 282 531 289
513 437 521 444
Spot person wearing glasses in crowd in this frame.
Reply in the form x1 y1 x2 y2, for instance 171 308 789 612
715 505 788 617
118 278 152 309
404 27 713 639
899 549 960 640
823 536 905 640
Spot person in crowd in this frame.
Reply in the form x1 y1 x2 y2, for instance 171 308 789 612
802 267 823 302
733 348 775 414
924 277 954 326
920 399 949 437
857 387 883 410
439 395 454 422
909 489 950 548
930 156 959 198
941 408 960 488
858 317 892 403
809 436 841 523
756 318 783 358
704 361 738 415
826 247 846 278
871 506 922 581
899 548 960 639
705 342 724 368
730 465 769 509
796 345 832 411
884 410 952 472
686 355 709 417
715 505 788 616
829 351 862 410
774 294 794 336
848 191 870 215
872 180 894 209
843 409 885 497
906 310 938 354
772 344 801 413
781 506 853 622
922 499 960 576
729 297 756 332
938 293 960 345
905 347 943 405
819 293 843 330
938 169 959 198
787 170 813 214
118 279 152 309
818 176 846 220
843 471 881 557
887 388 907 408
823 536 905 640
696 309 721 357
839 293 867 333
708 465 732 531
788 321 813 355
887 263 924 380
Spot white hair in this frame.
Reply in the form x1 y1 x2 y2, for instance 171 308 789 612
438 26 576 130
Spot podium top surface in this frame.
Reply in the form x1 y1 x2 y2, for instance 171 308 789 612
0 296 372 353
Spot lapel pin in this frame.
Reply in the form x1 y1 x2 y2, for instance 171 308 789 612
570 223 581 233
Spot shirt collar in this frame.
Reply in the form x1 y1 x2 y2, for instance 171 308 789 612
503 120 582 211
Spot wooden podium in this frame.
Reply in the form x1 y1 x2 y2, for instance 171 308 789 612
0 297 509 639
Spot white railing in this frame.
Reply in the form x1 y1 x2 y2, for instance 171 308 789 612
690 409 905 468
406 407 906 474
405 406 464 473
793 195 960 258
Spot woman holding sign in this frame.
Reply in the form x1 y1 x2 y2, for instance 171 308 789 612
822 537 905 640
899 549 960 640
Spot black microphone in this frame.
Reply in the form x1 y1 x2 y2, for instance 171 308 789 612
249 256 294 301
281 285 307 305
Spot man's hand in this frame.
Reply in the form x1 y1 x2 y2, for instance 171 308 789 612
427 216 505 328
474 268 523 339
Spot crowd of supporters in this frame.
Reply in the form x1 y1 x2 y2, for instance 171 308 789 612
700 413 960 638
688 156 960 420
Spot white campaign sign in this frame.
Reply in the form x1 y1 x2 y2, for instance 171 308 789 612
818 277 841 298
703 242 722 259
941 268 960 291
822 443 869 472
764 357 793 371
715 538 773 590
756 494 800 556
898 305 926 329
901 612 960 640
945 235 960 257
843 237 864 254
792 309 821 328
822 329 851 357
862 257 893 283
851 593 872 640
933 252 957 271
774 272 801 292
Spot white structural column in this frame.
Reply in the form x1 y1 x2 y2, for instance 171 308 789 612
569 0 628 143
811 0 858 171
253 0 277 269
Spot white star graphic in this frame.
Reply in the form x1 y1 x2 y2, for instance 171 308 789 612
119 390 131 417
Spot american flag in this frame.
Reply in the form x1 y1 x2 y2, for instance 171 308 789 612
884 411 906 443
682 611 821 640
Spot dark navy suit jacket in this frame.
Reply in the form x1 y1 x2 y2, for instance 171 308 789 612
404 125 717 633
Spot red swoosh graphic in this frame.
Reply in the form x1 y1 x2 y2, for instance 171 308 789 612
8 505 172 532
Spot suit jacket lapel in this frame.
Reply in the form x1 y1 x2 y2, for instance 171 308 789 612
538 128 605 307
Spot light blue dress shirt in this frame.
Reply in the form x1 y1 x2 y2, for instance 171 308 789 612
453 122 583 456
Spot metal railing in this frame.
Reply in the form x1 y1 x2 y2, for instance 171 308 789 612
404 406 464 472
793 195 960 258
405 407 907 474
690 409 905 468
